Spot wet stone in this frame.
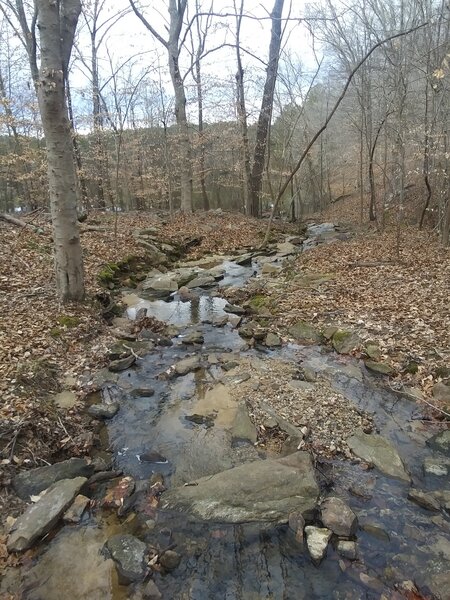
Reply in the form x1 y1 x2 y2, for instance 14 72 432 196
224 303 246 315
13 458 94 500
63 494 90 524
106 534 147 583
108 355 136 372
143 580 162 600
87 402 120 419
8 477 87 552
347 429 410 481
427 430 450 456
174 356 201 376
130 387 155 398
265 332 282 347
305 526 332 565
336 540 358 560
408 489 441 512
321 496 358 537
181 331 204 345
159 549 181 571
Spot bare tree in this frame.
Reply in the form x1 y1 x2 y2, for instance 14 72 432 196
129 0 193 212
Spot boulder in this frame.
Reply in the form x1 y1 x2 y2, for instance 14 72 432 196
288 321 321 344
8 477 87 552
277 241 298 256
87 402 120 419
231 403 257 444
161 452 318 523
224 303 246 315
181 331 204 345
105 534 147 583
426 430 450 456
13 458 94 500
332 329 360 354
347 430 410 481
304 526 332 565
365 342 382 361
321 496 358 536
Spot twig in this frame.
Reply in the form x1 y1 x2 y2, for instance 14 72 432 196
57 416 75 445
122 344 144 360
393 383 450 418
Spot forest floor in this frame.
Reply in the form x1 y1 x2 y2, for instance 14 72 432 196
0 207 449 516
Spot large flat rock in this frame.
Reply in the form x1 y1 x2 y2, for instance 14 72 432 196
13 458 94 500
161 452 318 523
8 477 87 552
347 430 410 481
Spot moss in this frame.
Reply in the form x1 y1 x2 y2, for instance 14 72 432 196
248 294 268 309
57 315 80 328
50 327 62 338
405 361 419 374
98 262 120 285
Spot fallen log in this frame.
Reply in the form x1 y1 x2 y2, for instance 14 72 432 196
0 213 44 233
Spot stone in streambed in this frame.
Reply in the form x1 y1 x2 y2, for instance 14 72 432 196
265 332 282 347
105 534 147 583
144 580 162 600
186 275 216 289
224 303 246 315
364 359 393 375
63 494 90 524
181 331 204 345
13 458 94 500
8 477 87 552
174 356 201 376
336 540 358 560
305 526 332 565
423 456 450 477
87 402 120 419
288 321 321 344
426 430 450 456
231 403 257 443
347 429 410 481
332 329 360 354
130 387 155 398
321 496 358 537
407 489 440 512
108 355 136 372
159 549 181 571
161 452 318 523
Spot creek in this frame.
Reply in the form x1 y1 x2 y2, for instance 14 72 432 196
9 226 450 600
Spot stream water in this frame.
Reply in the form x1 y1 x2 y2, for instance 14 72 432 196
10 231 450 600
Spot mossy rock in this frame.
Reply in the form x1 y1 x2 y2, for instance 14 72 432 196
57 315 80 328
364 360 393 376
332 329 360 354
248 294 273 314
404 361 419 375
50 327 62 338
98 263 121 285
365 342 382 361
322 326 338 340
288 321 322 344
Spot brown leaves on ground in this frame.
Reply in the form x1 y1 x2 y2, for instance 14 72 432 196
267 226 450 406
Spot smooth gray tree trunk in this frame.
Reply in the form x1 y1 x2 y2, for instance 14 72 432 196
36 0 84 301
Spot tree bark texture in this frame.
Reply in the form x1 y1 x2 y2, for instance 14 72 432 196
249 0 284 218
36 0 84 301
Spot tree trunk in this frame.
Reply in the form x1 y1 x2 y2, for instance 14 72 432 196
36 0 84 301
249 0 284 218
168 0 192 212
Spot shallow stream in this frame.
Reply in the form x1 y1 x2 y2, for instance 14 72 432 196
12 231 450 599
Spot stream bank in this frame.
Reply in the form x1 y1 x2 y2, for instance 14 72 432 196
2 223 450 600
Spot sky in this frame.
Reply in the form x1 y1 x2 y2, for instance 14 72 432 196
71 0 318 128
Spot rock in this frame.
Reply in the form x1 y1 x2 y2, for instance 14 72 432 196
288 321 322 344
347 430 410 481
423 456 450 476
8 477 87 552
161 452 318 523
262 263 281 275
224 303 246 315
365 342 382 361
235 253 254 266
265 332 282 347
185 413 215 427
174 356 201 376
288 511 305 545
106 534 147 583
433 382 450 404
22 527 116 600
322 326 338 340
228 315 242 328
186 275 216 289
364 360 393 375
263 417 278 429
142 275 178 295
407 489 440 511
321 496 358 536
53 390 77 409
289 380 315 392
277 241 298 255
130 387 155 398
63 494 90 523
13 458 94 500
159 549 181 571
426 430 450 456
143 580 162 600
360 522 390 541
231 403 257 443
178 285 194 301
139 451 168 463
108 355 136 372
304 526 332 565
87 402 120 419
336 540 358 560
332 329 360 354
181 331 204 345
